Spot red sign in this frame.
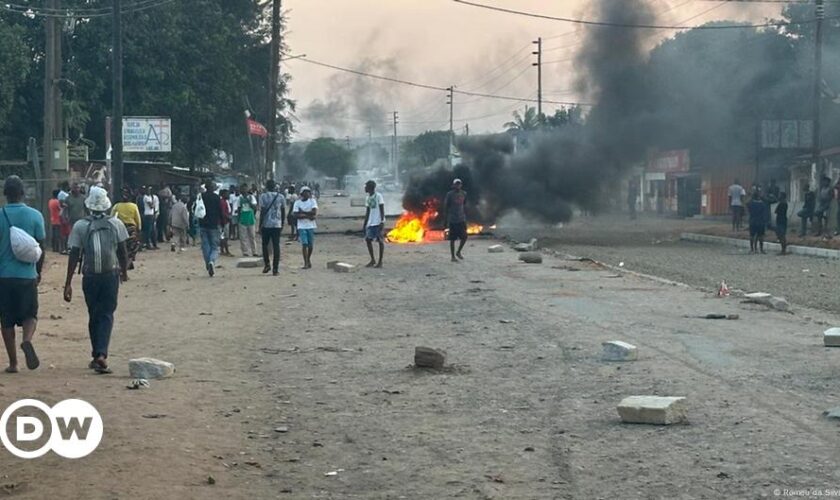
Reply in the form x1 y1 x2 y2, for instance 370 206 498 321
247 118 268 138
648 149 689 174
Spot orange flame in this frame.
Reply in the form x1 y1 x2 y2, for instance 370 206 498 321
387 201 439 243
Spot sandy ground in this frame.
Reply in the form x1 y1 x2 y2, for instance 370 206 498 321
1 206 840 498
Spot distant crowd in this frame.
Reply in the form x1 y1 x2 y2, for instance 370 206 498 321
728 176 840 255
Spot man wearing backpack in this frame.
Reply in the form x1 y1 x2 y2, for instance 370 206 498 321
0 176 45 373
63 186 129 374
198 181 223 277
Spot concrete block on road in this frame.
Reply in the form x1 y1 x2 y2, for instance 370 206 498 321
601 341 638 361
744 292 790 312
414 347 446 370
519 252 543 264
824 328 840 347
488 245 504 253
334 263 355 273
350 197 366 207
617 396 687 425
326 260 341 270
236 258 263 269
129 357 175 379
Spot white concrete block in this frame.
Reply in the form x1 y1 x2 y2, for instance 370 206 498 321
824 328 840 347
334 263 355 273
129 358 175 379
487 245 504 253
601 341 638 361
518 252 543 264
617 396 687 425
236 258 263 269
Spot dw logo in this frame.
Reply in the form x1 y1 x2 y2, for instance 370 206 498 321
0 399 103 459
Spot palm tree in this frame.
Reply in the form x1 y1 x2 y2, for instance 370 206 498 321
503 106 540 132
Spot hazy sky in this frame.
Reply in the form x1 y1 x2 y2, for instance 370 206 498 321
284 0 780 140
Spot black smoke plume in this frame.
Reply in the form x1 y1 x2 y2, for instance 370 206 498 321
400 0 657 224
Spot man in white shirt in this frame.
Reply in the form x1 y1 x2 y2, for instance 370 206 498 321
292 186 318 269
229 187 241 240
142 186 160 249
362 180 385 268
728 178 746 232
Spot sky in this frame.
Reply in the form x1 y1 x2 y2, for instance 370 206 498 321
283 0 780 141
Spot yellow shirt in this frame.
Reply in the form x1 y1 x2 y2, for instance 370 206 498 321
111 202 142 230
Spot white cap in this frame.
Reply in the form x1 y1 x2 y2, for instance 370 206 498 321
300 186 312 193
85 186 112 212
453 178 463 185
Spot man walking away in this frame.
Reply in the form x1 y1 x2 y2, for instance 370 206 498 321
157 183 172 245
293 187 318 269
199 181 223 277
776 192 789 255
111 188 142 269
0 176 45 372
259 180 285 275
238 188 258 257
169 195 190 252
747 187 768 254
444 178 468 262
363 180 385 268
799 183 816 237
728 179 746 232
64 186 128 374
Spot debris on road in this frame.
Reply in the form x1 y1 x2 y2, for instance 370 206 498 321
126 379 150 390
333 263 356 273
129 357 175 379
692 314 739 320
274 426 289 433
717 281 730 297
414 346 446 370
519 252 543 264
488 245 504 253
325 469 344 477
207 475 216 485
326 261 341 270
513 238 538 252
601 341 638 361
617 396 688 425
743 292 790 312
823 328 840 347
236 258 263 269
822 407 840 420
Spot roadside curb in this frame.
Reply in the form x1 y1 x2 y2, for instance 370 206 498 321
680 232 840 260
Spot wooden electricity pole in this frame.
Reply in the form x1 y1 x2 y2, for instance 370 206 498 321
812 0 825 177
266 0 282 180
112 0 124 194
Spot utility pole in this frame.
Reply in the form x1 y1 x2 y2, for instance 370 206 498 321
533 37 542 122
112 0 124 194
812 0 824 179
43 0 56 197
446 86 455 144
392 111 399 186
266 0 282 180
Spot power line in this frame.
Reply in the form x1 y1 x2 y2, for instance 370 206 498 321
451 0 840 29
1 0 174 18
286 55 594 106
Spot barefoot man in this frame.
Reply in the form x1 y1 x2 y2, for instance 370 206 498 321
0 176 45 373
444 178 468 262
363 180 385 268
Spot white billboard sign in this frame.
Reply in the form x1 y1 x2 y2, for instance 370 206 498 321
122 117 171 152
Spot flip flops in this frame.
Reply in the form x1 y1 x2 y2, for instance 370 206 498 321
20 341 39 370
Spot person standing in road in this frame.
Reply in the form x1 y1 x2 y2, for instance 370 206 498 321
141 186 159 250
48 190 64 254
199 181 223 277
286 186 299 241
64 186 129 374
0 176 45 373
169 195 190 252
775 192 789 255
444 178 468 262
229 187 241 241
157 183 172 245
259 180 285 275
238 188 258 257
293 186 318 269
799 183 816 237
747 187 768 254
728 179 746 232
363 180 385 268
815 176 834 237
219 189 233 257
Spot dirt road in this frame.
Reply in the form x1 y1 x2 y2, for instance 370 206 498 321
1 218 840 499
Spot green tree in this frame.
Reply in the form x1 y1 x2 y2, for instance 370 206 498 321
545 106 582 129
304 138 355 187
403 130 450 167
504 106 540 132
0 20 30 153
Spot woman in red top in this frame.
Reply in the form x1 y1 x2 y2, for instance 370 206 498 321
47 190 65 254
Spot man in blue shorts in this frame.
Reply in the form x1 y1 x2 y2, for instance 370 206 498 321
293 187 318 269
363 180 385 268
0 176 45 373
444 178 468 263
